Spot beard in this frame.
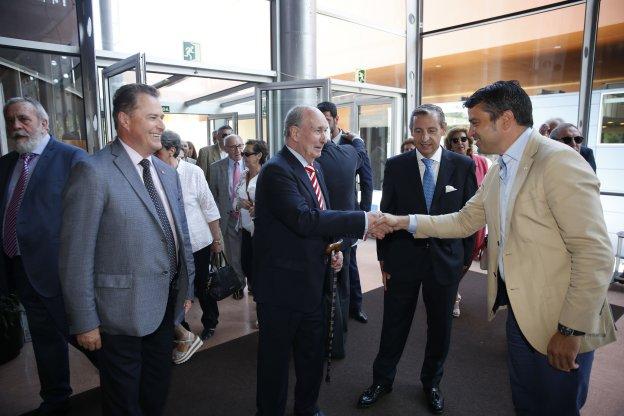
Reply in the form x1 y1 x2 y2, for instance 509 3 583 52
11 129 46 154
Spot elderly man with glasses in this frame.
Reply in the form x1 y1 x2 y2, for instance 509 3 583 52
549 122 597 172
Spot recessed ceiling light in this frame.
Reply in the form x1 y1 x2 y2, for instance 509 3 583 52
51 60 57 66
435 64 442 68
53 79 59 84
63 73 69 79
607 121 614 124
553 45 562 49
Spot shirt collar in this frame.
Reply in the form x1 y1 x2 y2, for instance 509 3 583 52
118 138 153 167
31 134 50 155
331 129 342 144
502 127 532 164
228 157 243 169
415 144 443 164
286 145 310 167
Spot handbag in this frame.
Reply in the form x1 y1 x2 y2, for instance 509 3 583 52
206 252 242 301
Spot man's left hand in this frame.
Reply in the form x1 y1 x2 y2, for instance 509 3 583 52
341 131 356 142
331 251 343 271
547 332 582 372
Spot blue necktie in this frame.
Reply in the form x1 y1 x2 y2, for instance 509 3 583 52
422 158 435 212
498 155 508 183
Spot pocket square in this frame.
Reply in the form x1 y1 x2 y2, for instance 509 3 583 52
445 185 457 193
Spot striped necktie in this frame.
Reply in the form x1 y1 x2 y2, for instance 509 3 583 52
304 165 325 210
3 153 36 258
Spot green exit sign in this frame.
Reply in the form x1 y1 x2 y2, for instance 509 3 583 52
162 105 170 113
183 41 200 61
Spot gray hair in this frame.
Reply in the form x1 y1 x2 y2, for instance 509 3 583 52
3 96 49 122
161 130 182 158
549 122 578 140
409 104 447 132
283 105 314 139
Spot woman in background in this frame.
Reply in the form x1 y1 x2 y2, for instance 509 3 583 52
444 126 489 317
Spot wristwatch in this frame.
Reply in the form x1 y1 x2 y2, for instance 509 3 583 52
557 323 585 337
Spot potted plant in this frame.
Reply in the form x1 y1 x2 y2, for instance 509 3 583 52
0 294 24 365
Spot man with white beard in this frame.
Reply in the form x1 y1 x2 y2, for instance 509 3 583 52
0 97 93 415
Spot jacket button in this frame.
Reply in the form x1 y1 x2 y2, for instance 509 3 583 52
163 271 168 275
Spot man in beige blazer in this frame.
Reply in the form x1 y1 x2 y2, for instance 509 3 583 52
197 125 232 182
383 81 615 415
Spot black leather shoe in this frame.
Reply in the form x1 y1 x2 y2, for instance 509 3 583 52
200 327 215 340
423 387 444 414
350 310 368 323
357 384 392 408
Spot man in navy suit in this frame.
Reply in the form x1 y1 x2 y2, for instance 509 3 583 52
317 101 373 324
357 104 477 414
0 97 92 415
253 105 388 416
316 116 369 357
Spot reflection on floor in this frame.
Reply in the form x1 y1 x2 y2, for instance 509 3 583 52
1 240 623 416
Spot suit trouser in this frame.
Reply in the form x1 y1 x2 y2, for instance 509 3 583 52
348 244 364 313
506 307 593 416
372 260 458 389
223 215 245 287
6 255 98 412
330 247 350 358
256 302 325 416
99 289 176 416
241 229 254 291
193 245 219 330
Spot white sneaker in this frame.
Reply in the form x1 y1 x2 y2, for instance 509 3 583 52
172 334 203 365
452 294 461 318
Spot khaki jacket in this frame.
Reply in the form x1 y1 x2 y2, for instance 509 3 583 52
415 130 616 355
197 144 222 183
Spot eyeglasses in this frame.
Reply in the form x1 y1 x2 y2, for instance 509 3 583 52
558 136 584 145
451 136 468 144
227 144 244 150
242 151 259 157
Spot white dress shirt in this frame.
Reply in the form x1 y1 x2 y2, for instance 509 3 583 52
119 138 179 252
233 170 257 235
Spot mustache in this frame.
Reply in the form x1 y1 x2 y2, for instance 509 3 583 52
10 130 31 140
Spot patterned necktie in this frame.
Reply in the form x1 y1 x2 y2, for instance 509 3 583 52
498 155 508 183
231 160 241 200
422 158 435 212
139 159 178 281
3 153 36 258
304 165 325 210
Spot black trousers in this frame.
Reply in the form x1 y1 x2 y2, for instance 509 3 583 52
372 259 458 389
193 245 219 330
241 229 253 291
256 302 325 416
5 255 98 412
99 290 176 416
348 244 363 313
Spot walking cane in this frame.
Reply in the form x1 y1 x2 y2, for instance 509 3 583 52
325 239 343 383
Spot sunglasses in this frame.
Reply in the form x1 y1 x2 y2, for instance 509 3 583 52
242 151 259 157
558 136 584 145
451 136 468 144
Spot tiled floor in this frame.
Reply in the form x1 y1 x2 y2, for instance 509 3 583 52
1 240 623 415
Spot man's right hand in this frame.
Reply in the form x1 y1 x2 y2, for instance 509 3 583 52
367 212 392 239
77 327 102 351
379 261 391 291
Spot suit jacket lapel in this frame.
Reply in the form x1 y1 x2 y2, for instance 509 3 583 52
431 149 455 214
153 158 181 233
0 152 19 222
504 132 538 235
110 139 161 227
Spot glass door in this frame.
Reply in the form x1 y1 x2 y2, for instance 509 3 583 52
254 79 331 155
208 112 239 135
101 53 146 146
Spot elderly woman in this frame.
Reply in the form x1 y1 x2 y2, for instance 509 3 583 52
444 126 489 317
155 130 223 364
233 139 268 298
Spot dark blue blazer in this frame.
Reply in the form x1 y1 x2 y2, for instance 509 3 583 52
580 146 597 172
253 146 365 313
0 138 87 297
338 134 373 211
377 148 477 285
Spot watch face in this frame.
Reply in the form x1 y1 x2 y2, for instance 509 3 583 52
559 326 574 336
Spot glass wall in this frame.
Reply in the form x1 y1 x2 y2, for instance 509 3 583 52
316 0 406 88
0 47 86 150
92 0 271 72
422 3 585 134
0 1 79 46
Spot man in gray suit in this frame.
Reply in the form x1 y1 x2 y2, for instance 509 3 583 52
59 83 195 416
198 125 231 182
209 133 245 300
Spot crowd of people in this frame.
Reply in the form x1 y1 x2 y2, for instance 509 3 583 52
0 79 615 416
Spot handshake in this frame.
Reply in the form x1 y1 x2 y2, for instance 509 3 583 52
365 212 410 239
